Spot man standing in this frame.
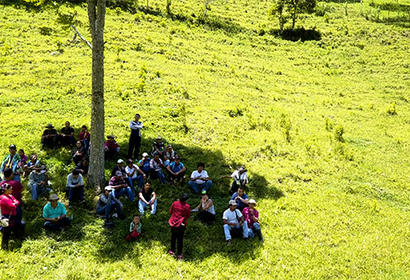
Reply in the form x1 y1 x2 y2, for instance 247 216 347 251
128 114 143 160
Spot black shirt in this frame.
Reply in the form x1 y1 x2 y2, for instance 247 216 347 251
42 128 58 136
61 127 74 135
140 187 153 202
111 166 126 177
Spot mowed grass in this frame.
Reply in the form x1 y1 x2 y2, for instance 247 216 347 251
0 0 409 278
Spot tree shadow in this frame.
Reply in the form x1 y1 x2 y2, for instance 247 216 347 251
269 27 322 42
94 136 282 263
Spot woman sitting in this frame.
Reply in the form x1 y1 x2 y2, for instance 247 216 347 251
192 191 216 225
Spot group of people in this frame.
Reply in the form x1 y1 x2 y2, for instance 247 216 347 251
0 113 263 259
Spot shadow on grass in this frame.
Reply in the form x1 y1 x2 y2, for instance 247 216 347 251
269 28 322 42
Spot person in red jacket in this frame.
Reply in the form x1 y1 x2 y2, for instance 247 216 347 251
0 183 23 250
168 193 190 260
0 168 24 225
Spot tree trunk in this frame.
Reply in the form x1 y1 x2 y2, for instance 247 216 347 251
87 0 106 192
147 0 149 10
204 0 208 17
166 0 171 14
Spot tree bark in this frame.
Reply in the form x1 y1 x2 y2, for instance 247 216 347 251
166 0 171 14
87 0 106 192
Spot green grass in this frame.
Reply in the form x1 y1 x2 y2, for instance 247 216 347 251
0 0 409 278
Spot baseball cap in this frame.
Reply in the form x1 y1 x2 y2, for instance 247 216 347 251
115 170 123 176
142 152 149 157
248 199 257 205
49 193 59 201
229 200 237 206
117 159 124 164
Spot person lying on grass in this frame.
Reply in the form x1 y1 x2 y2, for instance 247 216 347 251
188 162 212 194
167 157 186 185
138 181 157 215
192 190 216 225
43 193 71 232
242 199 263 242
230 186 249 212
96 186 124 227
222 200 249 245
109 171 134 202
125 214 142 241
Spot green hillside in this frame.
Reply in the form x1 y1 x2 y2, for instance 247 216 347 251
0 0 409 279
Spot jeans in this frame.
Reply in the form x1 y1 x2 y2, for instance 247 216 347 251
170 225 186 256
31 183 50 200
223 221 249 240
68 186 84 205
128 176 144 193
138 199 157 215
247 223 263 240
113 187 135 202
96 200 123 221
44 217 71 231
188 180 213 194
151 170 167 184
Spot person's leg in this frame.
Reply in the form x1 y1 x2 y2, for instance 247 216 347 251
96 205 107 217
58 217 71 228
203 180 212 192
111 200 124 219
253 222 263 240
230 182 238 195
1 226 12 250
68 188 74 206
127 135 135 159
13 174 21 182
44 221 60 231
127 177 135 192
223 224 232 241
125 187 135 201
79 186 84 202
170 227 177 253
157 170 167 184
137 175 144 189
188 181 200 193
242 221 249 239
138 200 147 215
113 189 122 199
176 226 185 256
31 183 38 200
135 136 141 159
150 199 157 215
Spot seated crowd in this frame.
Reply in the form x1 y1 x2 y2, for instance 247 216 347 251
0 116 263 257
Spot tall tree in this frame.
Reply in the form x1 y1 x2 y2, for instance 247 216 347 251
87 0 106 191
270 0 316 31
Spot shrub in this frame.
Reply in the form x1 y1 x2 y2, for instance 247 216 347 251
39 25 53 35
386 103 397 116
334 125 344 142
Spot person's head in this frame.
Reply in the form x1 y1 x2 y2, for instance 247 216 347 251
156 136 162 143
133 215 140 224
229 200 237 210
175 157 181 164
238 186 245 197
81 158 88 165
197 162 205 172
144 181 151 191
134 114 140 121
49 193 59 207
3 168 13 180
9 144 17 155
180 193 189 203
201 190 208 200
117 159 124 167
238 166 247 174
1 183 12 195
72 169 80 179
30 154 38 162
81 125 87 131
46 124 54 130
107 135 115 142
104 186 112 195
126 159 133 167
167 145 172 151
76 141 82 147
115 170 122 178
65 121 70 127
18 149 25 157
142 152 149 160
248 199 257 209
153 152 160 160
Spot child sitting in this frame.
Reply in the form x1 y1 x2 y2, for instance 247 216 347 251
125 215 142 241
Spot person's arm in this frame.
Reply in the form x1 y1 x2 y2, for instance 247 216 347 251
99 194 108 205
129 222 134 233
194 201 201 210
166 165 174 175
149 160 154 169
66 175 75 188
190 172 197 181
43 206 57 222
237 196 249 205
177 165 186 175
150 192 156 204
135 165 145 177
203 199 213 211
138 192 149 204
77 175 84 187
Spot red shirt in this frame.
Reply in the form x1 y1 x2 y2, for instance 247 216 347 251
0 180 23 202
78 131 90 141
169 200 190 227
0 194 19 216
104 140 119 151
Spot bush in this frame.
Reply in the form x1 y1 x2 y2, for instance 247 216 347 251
386 103 397 116
334 125 344 142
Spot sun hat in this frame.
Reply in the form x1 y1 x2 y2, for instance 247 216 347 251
229 200 237 206
8 144 17 150
156 136 162 140
117 159 124 164
248 199 257 205
201 190 207 195
142 152 149 157
49 193 59 201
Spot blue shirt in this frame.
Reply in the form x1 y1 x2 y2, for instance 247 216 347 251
138 159 151 173
43 201 67 219
231 192 249 210
169 162 184 173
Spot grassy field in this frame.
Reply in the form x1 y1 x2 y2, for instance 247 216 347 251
0 0 409 278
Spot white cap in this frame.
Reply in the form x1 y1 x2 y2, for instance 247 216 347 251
229 200 237 206
142 152 149 157
105 186 112 191
248 199 256 205
117 159 124 164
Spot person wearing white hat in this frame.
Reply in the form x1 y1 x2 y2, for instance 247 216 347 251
111 159 126 178
222 200 249 244
42 193 71 231
151 136 165 157
96 186 124 225
138 153 151 175
242 199 263 241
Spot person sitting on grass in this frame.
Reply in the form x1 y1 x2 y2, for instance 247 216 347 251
75 158 89 175
43 193 71 231
150 152 167 184
138 181 157 215
1 144 21 182
78 125 90 151
96 186 124 227
0 183 24 250
188 162 212 194
230 186 249 212
242 199 263 242
23 153 40 178
66 169 84 208
222 166 249 195
72 140 86 165
109 171 134 202
192 190 216 225
111 159 126 178
125 214 142 241
125 159 146 194
104 135 120 160
0 168 24 224
17 149 27 173
168 193 190 261
167 157 186 185
60 121 76 147
152 136 165 157
164 145 177 163
138 153 151 175
41 124 60 149
28 165 50 200
222 200 249 245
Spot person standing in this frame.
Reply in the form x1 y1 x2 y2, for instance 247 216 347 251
0 168 24 224
128 114 143 160
168 193 190 260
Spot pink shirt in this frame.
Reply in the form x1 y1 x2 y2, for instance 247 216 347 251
0 194 19 216
169 200 190 227
242 207 259 228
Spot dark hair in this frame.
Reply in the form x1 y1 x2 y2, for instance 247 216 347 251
82 125 87 129
180 193 189 202
145 180 152 186
18 149 24 154
133 214 140 219
127 159 133 165
0 183 11 195
72 169 80 176
238 186 245 191
135 113 140 117
3 168 13 178
197 162 205 168
9 144 16 150
152 152 159 157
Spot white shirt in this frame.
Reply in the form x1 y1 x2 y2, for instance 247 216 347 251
231 170 248 185
125 165 140 179
191 170 209 184
129 121 143 136
223 208 242 225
